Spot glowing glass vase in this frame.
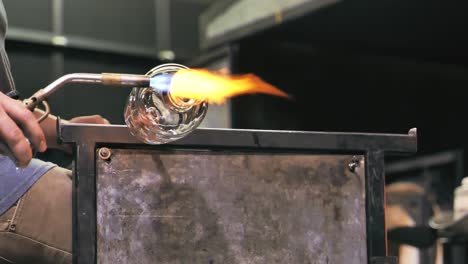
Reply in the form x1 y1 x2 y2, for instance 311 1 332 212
124 64 208 144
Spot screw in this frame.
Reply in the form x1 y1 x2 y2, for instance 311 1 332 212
348 156 360 173
98 147 112 160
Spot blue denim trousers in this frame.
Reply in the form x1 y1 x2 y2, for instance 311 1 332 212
0 167 72 264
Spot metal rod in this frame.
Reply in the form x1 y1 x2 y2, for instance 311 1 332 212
155 0 171 52
42 73 100 95
51 0 64 35
51 0 66 114
43 73 150 95
23 73 151 111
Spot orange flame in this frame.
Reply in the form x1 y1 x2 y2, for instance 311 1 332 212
169 69 289 104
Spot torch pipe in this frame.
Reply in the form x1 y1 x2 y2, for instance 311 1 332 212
23 73 151 111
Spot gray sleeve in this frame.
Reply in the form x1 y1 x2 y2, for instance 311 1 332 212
0 0 17 98
0 47 17 97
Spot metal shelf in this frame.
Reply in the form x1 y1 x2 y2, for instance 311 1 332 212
199 0 340 49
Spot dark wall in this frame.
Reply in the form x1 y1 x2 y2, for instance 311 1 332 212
63 0 156 48
216 0 468 167
4 0 51 31
232 39 468 161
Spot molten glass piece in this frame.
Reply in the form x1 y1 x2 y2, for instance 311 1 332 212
125 64 208 144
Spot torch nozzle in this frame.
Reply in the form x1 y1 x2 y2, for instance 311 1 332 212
101 73 151 87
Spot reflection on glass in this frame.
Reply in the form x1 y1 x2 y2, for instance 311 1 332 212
124 64 208 144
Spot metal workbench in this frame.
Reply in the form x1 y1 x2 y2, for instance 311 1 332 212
59 122 416 264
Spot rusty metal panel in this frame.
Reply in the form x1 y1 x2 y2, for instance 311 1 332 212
96 149 366 264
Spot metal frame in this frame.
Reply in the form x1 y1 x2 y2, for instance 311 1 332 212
58 122 417 264
199 0 341 50
386 149 464 184
155 0 172 54
188 45 234 68
6 0 202 60
6 0 161 60
6 27 160 59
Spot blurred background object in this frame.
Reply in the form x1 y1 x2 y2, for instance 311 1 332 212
386 150 466 263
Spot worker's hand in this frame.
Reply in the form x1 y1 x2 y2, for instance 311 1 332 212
36 112 110 151
68 115 110 125
59 115 110 153
0 92 47 166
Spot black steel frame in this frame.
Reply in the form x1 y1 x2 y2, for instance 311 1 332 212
58 122 417 264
